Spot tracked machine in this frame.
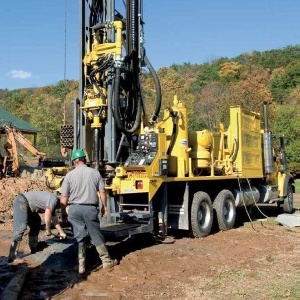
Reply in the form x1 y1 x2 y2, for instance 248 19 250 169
63 0 294 238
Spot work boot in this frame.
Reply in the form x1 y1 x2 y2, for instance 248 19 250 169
8 241 20 263
29 236 38 254
78 242 86 275
96 244 118 269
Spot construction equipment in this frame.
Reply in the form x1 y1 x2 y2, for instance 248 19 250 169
0 124 46 177
0 124 67 179
65 0 294 239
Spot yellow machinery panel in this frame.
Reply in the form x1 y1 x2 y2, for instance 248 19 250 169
228 106 263 177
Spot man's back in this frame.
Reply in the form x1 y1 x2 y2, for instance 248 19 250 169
23 191 58 213
61 164 103 204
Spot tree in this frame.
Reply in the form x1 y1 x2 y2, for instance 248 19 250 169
218 62 241 82
268 67 287 103
192 81 226 130
189 58 227 92
272 104 300 170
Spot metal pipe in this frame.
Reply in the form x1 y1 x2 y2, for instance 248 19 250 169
130 0 138 53
113 67 122 130
73 98 80 150
263 103 269 132
263 102 273 179
104 0 116 163
137 0 143 62
79 0 86 150
94 127 99 170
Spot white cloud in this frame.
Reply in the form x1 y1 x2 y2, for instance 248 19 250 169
6 69 32 79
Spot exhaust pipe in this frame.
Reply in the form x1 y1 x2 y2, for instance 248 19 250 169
263 102 273 182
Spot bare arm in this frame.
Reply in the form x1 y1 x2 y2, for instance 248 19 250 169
51 216 63 231
44 207 52 230
45 210 67 239
60 194 68 216
99 189 108 217
51 216 67 239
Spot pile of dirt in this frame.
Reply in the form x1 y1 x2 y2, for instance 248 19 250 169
0 178 51 230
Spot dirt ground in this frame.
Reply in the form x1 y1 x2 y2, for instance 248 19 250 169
1 177 300 300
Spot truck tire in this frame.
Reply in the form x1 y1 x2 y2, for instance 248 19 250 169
283 184 294 214
213 189 236 231
191 192 213 238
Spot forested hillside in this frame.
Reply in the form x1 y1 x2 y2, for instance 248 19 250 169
1 45 300 169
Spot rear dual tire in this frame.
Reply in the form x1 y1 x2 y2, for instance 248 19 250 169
191 192 213 238
190 190 236 238
213 190 236 231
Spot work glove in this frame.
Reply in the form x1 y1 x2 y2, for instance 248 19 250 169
58 230 67 240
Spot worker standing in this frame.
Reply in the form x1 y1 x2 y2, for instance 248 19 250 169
60 149 118 275
8 191 67 263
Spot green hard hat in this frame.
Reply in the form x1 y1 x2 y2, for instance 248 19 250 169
71 149 86 161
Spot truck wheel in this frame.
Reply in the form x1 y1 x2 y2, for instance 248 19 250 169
213 189 236 231
283 184 294 214
191 192 213 238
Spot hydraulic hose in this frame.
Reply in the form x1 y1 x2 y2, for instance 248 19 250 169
167 125 178 156
113 68 142 134
113 0 161 132
138 76 146 116
113 67 123 130
144 54 162 123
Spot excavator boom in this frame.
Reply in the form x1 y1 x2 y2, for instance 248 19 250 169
10 126 46 158
0 124 46 177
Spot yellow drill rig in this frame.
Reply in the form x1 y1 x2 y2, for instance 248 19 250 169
62 0 294 239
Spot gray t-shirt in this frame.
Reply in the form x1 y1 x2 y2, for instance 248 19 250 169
60 165 105 204
23 191 58 213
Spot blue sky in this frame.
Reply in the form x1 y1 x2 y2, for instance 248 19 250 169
1 0 299 90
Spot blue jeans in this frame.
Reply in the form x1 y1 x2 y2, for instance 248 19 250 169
12 195 41 242
68 205 105 246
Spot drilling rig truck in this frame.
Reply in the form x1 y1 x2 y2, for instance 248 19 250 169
59 0 294 239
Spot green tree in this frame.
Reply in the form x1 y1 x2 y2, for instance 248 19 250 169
272 104 300 170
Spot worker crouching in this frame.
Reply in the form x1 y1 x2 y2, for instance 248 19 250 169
8 191 67 263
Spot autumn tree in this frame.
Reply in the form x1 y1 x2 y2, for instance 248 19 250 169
218 62 241 82
191 81 226 130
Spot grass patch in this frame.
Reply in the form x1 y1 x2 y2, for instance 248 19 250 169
232 290 247 299
203 267 247 290
294 179 300 193
267 276 300 299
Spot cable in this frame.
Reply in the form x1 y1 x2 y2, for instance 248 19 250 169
236 176 258 232
244 176 270 219
237 174 275 232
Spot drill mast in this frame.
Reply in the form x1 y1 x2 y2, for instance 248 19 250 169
76 0 161 171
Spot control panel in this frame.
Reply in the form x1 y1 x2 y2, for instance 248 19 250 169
125 133 158 166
